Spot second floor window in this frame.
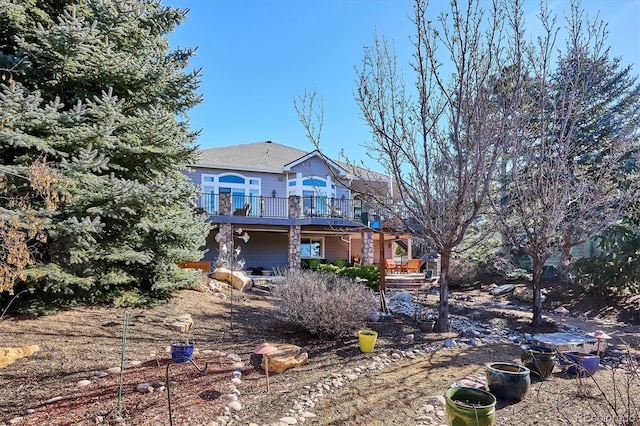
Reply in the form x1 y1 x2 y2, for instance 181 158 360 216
201 173 261 213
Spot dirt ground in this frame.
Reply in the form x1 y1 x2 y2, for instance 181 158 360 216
0 278 639 426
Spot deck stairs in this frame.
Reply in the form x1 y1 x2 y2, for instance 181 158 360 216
384 273 438 291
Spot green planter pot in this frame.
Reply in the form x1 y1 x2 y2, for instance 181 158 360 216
445 386 496 426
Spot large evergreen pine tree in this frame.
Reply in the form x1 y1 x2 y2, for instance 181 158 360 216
0 0 209 310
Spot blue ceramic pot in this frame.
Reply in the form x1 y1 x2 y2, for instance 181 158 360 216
558 351 599 376
170 341 194 364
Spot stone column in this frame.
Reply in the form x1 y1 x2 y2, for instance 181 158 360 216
288 225 301 269
289 195 301 218
362 230 374 265
218 223 233 266
219 192 232 215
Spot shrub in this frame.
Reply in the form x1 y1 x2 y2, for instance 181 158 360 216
448 258 480 288
274 270 377 337
318 264 380 291
112 289 148 308
506 268 533 282
341 265 380 291
573 221 640 296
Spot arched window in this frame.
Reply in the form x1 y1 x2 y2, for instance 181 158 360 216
301 177 331 216
201 173 260 213
302 178 327 188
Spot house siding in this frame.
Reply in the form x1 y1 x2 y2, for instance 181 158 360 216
239 231 290 271
546 240 594 266
323 236 350 262
184 143 395 271
289 157 334 177
201 230 290 271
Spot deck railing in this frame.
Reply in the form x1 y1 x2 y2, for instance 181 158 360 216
194 193 367 220
193 193 416 230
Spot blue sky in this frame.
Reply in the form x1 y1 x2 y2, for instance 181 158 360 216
164 0 640 170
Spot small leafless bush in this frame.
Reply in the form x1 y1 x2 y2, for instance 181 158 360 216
601 350 640 424
273 270 377 337
557 346 640 425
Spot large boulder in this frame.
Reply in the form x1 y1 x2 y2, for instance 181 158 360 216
0 345 40 368
260 344 308 374
512 288 546 303
490 284 515 296
211 268 252 291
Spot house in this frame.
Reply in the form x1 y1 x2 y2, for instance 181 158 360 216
184 141 414 272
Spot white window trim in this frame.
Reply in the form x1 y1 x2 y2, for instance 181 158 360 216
201 172 262 213
300 236 325 259
287 173 336 199
201 172 261 195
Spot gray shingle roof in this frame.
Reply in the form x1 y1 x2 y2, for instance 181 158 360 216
193 141 308 172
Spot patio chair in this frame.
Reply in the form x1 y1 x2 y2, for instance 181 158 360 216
406 259 421 273
384 258 401 273
233 203 252 216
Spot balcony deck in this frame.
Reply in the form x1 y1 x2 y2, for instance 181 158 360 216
195 193 365 221
193 193 417 232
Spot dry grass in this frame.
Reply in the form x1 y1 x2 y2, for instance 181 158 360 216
0 280 639 425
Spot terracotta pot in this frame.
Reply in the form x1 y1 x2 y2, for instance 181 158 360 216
417 320 436 333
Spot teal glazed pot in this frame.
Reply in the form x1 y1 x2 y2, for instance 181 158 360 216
486 362 531 401
520 344 556 379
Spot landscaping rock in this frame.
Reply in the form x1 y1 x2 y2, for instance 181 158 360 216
211 268 252 291
261 344 309 373
164 314 193 333
490 284 515 296
0 345 40 368
227 401 242 411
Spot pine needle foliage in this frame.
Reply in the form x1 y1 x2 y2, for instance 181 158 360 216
0 0 209 312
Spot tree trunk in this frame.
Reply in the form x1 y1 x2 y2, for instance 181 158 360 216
557 243 573 285
531 259 544 328
437 252 450 333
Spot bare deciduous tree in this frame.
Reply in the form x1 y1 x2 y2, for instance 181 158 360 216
492 2 640 327
351 0 526 331
299 0 638 330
